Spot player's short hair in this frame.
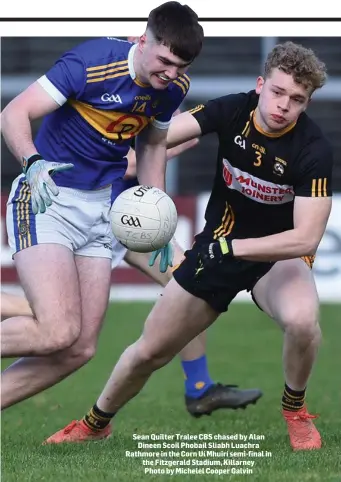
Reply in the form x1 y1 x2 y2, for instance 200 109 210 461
264 41 327 92
147 1 204 63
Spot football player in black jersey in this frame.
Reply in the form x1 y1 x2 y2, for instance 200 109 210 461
46 41 332 451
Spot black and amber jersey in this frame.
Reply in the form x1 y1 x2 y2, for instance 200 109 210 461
34 37 190 190
191 90 333 241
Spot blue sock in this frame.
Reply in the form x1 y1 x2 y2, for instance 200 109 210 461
182 355 214 398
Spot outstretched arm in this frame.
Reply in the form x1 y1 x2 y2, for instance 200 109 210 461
166 111 203 148
232 196 332 262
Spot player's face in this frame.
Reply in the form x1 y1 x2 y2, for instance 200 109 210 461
137 34 191 89
255 68 311 132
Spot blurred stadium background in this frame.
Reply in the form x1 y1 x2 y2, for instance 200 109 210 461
1 36 341 302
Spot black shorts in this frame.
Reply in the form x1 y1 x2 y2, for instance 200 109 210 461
172 243 274 313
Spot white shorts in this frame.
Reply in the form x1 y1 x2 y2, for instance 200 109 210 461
6 174 113 259
111 236 128 269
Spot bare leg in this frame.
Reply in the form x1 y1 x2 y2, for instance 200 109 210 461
96 279 219 413
43 258 263 444
1 244 81 357
124 241 206 361
252 258 322 451
1 291 33 320
123 246 260 417
1 256 112 409
253 259 321 391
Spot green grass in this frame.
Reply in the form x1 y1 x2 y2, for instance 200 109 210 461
2 303 341 482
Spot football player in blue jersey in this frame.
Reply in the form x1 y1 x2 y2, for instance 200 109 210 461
0 6 261 418
1 133 262 415
1 2 205 408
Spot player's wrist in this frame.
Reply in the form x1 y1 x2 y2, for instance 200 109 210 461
200 237 234 269
217 236 234 257
22 154 44 174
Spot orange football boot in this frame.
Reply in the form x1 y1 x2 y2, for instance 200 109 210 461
43 420 112 445
282 405 321 451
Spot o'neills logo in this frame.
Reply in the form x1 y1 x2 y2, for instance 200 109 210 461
222 158 294 204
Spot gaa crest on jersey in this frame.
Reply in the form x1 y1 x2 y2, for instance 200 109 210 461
234 135 246 150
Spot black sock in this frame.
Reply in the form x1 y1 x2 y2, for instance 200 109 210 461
82 404 116 431
282 383 306 412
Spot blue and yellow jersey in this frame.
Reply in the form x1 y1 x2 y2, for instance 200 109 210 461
35 37 190 190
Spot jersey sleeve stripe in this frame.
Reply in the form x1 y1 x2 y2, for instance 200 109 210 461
86 60 128 72
318 178 323 197
310 178 329 197
301 255 315 269
151 119 171 130
86 70 130 84
172 79 187 96
87 64 129 78
188 104 204 115
37 75 67 106
311 179 316 197
183 73 190 84
178 75 190 90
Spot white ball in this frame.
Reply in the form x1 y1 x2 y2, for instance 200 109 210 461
110 185 178 253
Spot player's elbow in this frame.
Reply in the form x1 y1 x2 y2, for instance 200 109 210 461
2 100 27 136
298 233 321 256
304 243 318 256
1 104 13 133
1 109 15 148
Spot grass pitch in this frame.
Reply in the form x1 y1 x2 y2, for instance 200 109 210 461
2 302 340 482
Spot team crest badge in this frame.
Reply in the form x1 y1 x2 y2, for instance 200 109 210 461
19 221 28 236
273 161 285 176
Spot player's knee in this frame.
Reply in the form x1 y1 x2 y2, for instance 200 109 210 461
40 319 81 354
71 343 97 365
61 343 97 369
80 345 97 362
282 304 320 341
50 341 96 374
136 340 174 371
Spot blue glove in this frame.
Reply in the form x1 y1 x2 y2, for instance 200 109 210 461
149 243 174 273
23 157 74 214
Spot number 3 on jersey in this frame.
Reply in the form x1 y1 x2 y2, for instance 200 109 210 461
254 151 262 167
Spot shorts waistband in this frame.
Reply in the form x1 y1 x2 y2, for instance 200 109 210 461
58 185 112 202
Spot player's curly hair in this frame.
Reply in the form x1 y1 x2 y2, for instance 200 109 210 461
264 41 327 92
147 1 204 63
